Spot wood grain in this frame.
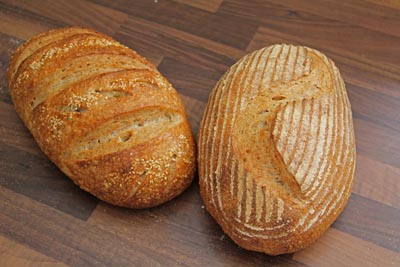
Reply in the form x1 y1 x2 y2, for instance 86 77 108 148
0 235 68 267
347 83 400 133
266 0 400 38
172 0 223 13
353 154 400 209
87 184 305 267
0 3 57 40
2 0 127 36
332 193 400 252
180 94 206 136
353 117 400 168
366 0 400 9
94 0 259 50
0 0 399 266
293 228 400 267
158 57 225 102
235 0 400 80
114 16 241 73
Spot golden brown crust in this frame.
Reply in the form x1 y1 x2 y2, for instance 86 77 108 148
198 44 356 255
8 27 196 209
8 27 100 85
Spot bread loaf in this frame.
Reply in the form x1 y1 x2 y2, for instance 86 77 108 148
198 44 356 255
8 27 196 208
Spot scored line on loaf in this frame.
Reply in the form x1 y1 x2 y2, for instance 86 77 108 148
10 31 179 158
30 53 152 110
8 27 196 208
64 108 183 160
204 45 317 220
198 44 355 253
8 28 98 83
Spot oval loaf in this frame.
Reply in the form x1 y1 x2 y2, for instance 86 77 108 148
198 44 356 255
8 27 196 208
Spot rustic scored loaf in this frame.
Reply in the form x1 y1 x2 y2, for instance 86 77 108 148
198 44 356 255
8 27 196 208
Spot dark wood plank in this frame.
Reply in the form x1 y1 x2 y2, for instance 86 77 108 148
92 0 258 49
0 186 187 267
366 0 400 9
353 118 400 168
266 0 400 38
247 26 400 80
0 186 305 267
354 154 400 209
2 0 128 36
332 193 400 253
336 60 400 100
0 101 47 157
87 183 306 267
0 33 22 104
293 228 400 267
0 2 61 40
114 16 242 73
0 141 98 221
0 102 98 221
248 18 400 100
180 94 206 137
158 57 223 102
172 0 223 13
347 83 400 133
0 235 69 267
223 1 400 80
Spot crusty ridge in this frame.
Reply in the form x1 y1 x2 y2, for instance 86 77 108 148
8 27 196 208
8 27 98 84
198 44 355 255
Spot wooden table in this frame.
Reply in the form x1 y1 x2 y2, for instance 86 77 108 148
0 1 399 266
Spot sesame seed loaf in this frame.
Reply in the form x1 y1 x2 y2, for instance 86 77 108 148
198 44 356 255
8 27 196 208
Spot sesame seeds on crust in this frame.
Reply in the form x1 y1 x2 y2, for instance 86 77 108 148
7 27 196 209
